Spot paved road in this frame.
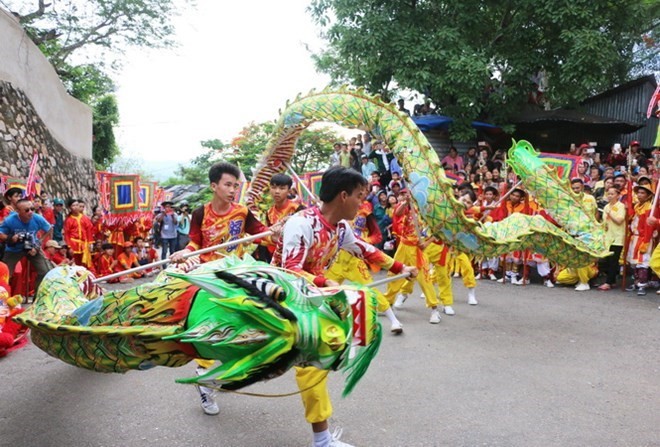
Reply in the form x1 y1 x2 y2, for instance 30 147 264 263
1 277 659 447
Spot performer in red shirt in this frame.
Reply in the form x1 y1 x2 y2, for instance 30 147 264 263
63 199 95 269
274 167 417 447
255 173 304 263
170 162 278 418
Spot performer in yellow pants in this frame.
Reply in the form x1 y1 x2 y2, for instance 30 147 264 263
384 242 441 323
295 366 332 424
326 250 403 334
555 265 598 291
425 242 478 315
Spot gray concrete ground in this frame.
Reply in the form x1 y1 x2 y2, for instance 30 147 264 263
1 276 659 447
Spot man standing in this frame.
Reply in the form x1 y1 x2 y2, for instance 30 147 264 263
171 162 275 416
51 198 66 243
63 199 94 269
156 201 178 260
273 166 417 447
0 198 52 292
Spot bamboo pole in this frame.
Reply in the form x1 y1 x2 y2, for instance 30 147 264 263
93 231 273 283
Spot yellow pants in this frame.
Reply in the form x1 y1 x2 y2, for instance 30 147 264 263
556 266 597 285
424 244 453 306
453 252 476 289
195 358 214 369
295 366 332 423
650 244 660 277
326 250 390 312
384 243 438 308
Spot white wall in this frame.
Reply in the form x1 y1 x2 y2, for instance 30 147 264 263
0 8 92 159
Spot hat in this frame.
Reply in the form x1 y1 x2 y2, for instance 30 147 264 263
3 187 23 200
578 143 591 150
633 184 654 195
637 175 652 186
123 241 134 248
360 154 368 159
53 198 64 205
45 240 60 249
631 140 641 146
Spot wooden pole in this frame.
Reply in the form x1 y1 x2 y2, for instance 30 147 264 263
479 180 524 222
93 231 273 283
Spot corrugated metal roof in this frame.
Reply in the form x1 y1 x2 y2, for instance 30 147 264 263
582 75 658 148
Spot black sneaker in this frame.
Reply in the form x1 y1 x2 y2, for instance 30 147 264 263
625 284 636 292
637 288 647 296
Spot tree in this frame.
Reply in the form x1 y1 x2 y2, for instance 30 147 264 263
165 121 343 186
7 0 186 165
309 0 660 140
10 0 181 73
92 94 120 169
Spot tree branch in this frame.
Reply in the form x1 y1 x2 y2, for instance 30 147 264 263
17 0 51 24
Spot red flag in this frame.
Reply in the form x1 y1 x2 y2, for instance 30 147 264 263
25 152 39 197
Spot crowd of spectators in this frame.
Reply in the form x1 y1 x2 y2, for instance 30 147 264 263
0 189 193 292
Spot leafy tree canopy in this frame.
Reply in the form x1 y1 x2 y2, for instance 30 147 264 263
6 0 186 168
309 0 660 140
167 121 343 186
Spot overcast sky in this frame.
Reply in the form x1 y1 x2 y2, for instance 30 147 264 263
113 0 332 171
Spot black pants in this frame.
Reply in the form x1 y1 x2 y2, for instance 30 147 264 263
605 244 623 286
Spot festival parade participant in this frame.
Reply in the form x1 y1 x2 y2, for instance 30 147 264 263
255 173 304 263
383 189 442 324
273 166 418 447
625 184 655 295
63 198 95 270
170 162 276 417
325 196 404 333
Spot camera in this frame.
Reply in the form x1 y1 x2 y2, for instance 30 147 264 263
14 232 36 251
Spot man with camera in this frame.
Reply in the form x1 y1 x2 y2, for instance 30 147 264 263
0 198 52 293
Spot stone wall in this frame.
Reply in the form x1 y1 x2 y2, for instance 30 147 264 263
0 80 97 205
0 8 92 159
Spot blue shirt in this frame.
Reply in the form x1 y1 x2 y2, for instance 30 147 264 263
0 213 51 253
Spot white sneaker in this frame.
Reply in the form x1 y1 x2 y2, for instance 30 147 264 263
328 427 354 447
453 272 460 278
420 293 425 300
575 283 590 291
489 273 498 281
393 294 408 309
467 289 478 305
443 306 455 315
497 277 505 283
199 391 219 415
544 279 555 288
429 309 442 324
512 277 527 286
475 273 482 280
390 321 403 334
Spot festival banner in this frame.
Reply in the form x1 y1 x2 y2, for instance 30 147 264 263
138 181 157 209
539 152 581 180
107 175 140 225
300 171 323 206
236 181 250 204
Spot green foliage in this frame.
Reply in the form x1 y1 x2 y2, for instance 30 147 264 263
92 95 120 169
291 125 338 172
9 0 186 166
165 122 343 187
309 0 660 139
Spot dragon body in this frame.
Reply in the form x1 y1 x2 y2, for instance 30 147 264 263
17 257 381 396
19 88 608 393
247 87 609 266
